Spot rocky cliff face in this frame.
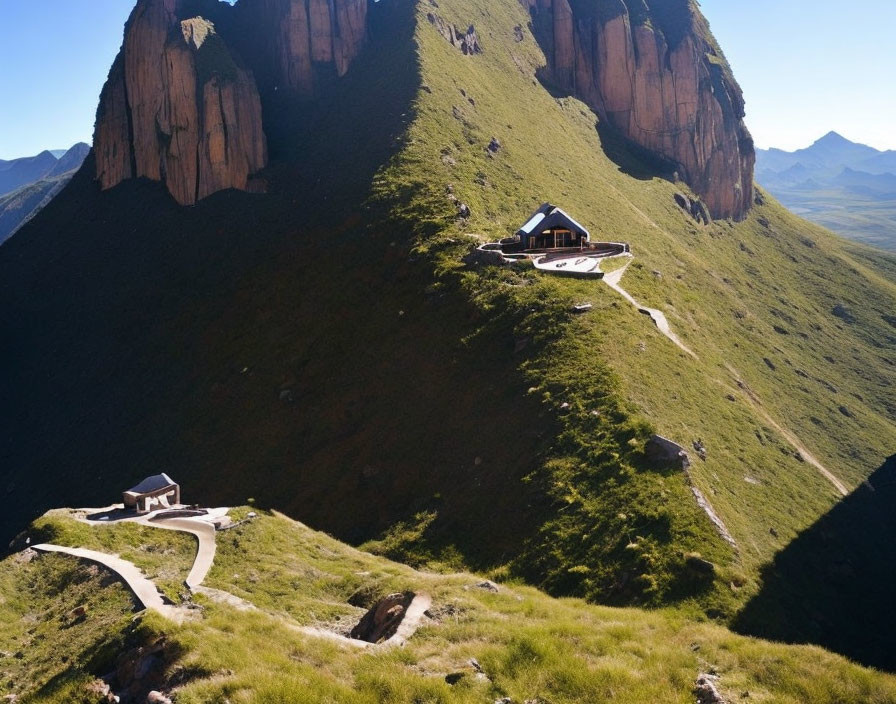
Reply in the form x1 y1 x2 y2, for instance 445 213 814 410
95 0 370 205
95 0 267 205
526 0 754 220
248 0 369 94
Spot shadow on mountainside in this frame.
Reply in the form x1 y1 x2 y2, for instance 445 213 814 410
0 0 556 573
733 454 896 672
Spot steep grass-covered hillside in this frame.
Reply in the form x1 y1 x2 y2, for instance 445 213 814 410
4 509 896 703
1 0 894 658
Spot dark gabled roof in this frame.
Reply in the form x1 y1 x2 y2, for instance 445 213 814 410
125 473 177 495
516 203 590 238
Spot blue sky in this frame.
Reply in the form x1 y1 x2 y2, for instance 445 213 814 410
700 0 896 153
0 1 893 159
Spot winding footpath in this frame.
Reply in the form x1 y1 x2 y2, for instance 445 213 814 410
143 517 217 589
31 543 186 622
602 260 697 358
35 507 434 649
725 365 850 497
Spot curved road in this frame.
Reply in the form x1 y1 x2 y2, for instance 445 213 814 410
31 543 184 622
143 517 217 589
602 262 697 358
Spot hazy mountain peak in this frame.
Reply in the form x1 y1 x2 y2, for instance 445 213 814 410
814 130 851 146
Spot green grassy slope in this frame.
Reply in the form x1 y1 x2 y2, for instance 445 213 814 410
1 0 894 651
4 510 896 704
369 0 896 586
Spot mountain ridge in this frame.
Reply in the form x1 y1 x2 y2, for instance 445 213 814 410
756 132 896 249
0 142 89 244
2 0 896 685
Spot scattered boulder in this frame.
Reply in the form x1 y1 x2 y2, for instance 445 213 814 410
350 592 415 644
445 672 465 685
457 203 472 219
426 14 482 54
673 192 711 225
693 439 707 461
754 188 766 206
695 673 727 704
15 548 37 564
146 692 172 704
463 245 510 268
487 137 502 153
513 25 525 42
83 679 119 703
113 637 173 702
469 580 500 593
646 435 690 470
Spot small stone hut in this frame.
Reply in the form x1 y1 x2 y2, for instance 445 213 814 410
123 473 181 514
516 203 590 251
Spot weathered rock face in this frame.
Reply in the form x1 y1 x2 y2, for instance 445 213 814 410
246 0 369 95
526 0 754 220
350 592 415 644
95 0 267 205
95 0 373 203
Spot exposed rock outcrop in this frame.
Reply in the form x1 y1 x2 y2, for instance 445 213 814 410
526 0 754 220
95 0 375 203
673 192 711 225
426 13 483 55
247 0 369 94
695 673 728 704
350 592 415 644
95 1 267 205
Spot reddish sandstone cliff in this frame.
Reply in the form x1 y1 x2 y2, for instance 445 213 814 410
526 0 754 220
95 0 371 203
95 1 267 205
249 0 368 94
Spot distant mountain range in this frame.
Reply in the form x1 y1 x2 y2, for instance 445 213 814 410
756 132 896 250
0 143 89 244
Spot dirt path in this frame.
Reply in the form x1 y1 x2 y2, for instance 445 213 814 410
725 365 849 497
603 261 697 358
143 517 217 589
75 506 223 590
31 543 186 622
194 586 257 611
